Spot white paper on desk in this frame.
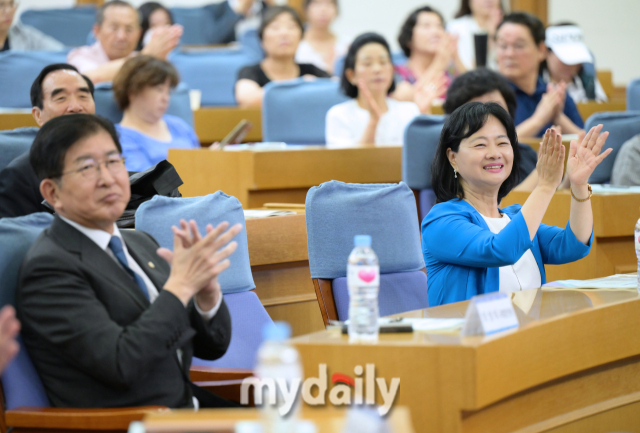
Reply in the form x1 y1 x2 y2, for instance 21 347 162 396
343 317 464 332
243 210 296 219
591 184 640 194
551 274 637 289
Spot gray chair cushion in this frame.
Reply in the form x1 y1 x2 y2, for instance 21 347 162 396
402 115 446 190
628 78 640 111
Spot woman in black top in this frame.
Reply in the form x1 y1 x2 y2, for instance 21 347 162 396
235 6 330 107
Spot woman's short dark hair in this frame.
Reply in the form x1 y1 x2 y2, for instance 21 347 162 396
112 55 179 110
137 2 174 50
339 32 396 98
30 114 122 180
454 0 504 19
497 12 546 46
398 6 445 58
258 6 304 41
431 102 520 204
30 63 95 109
443 69 517 118
303 0 338 9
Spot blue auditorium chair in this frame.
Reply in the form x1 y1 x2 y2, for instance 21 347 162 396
93 82 194 127
402 115 447 219
305 181 428 324
627 78 640 111
0 51 69 109
135 192 272 369
20 7 96 47
262 78 349 144
170 48 260 106
0 128 38 171
584 111 640 184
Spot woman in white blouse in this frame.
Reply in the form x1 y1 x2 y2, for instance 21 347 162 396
447 0 504 70
325 33 425 147
295 0 346 75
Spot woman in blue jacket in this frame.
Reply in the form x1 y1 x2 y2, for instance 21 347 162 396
422 102 612 306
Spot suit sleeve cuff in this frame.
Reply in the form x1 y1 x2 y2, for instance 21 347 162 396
194 293 223 321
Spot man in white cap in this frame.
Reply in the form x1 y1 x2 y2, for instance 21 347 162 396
544 24 608 103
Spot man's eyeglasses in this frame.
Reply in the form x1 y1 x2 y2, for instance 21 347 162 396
59 154 127 180
0 1 17 12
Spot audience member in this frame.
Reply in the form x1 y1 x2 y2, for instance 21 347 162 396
295 0 346 75
0 305 20 374
204 0 275 44
447 0 503 70
543 23 607 103
443 68 540 191
17 113 242 408
393 6 464 108
0 64 95 219
0 0 64 51
137 2 174 50
325 32 420 147
114 56 199 172
68 0 182 84
423 102 611 306
495 12 584 137
235 6 329 108
611 134 640 186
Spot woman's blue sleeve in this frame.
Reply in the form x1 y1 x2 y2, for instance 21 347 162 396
536 221 592 264
120 134 152 172
423 211 533 267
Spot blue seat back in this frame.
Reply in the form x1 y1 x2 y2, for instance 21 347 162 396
262 78 349 144
135 193 270 369
135 193 255 294
584 111 640 183
170 7 210 46
0 51 70 108
305 181 427 320
170 49 261 106
0 213 54 409
94 82 194 127
0 127 38 171
628 78 640 111
238 29 264 59
20 7 96 47
402 115 446 191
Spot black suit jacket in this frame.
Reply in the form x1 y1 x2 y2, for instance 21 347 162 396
16 216 232 408
203 1 267 44
0 152 48 218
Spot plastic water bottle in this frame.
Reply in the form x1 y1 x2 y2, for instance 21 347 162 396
347 235 380 343
635 211 640 292
254 322 303 433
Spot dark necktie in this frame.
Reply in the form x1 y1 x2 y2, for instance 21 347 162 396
108 236 150 300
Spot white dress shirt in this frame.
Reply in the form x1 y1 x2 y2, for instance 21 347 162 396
480 214 542 293
58 216 222 320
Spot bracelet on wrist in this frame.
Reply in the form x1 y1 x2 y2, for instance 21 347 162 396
571 184 592 202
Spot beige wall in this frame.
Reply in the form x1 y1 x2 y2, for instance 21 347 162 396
16 0 639 86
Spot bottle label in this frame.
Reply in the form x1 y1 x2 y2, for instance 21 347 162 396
348 265 380 287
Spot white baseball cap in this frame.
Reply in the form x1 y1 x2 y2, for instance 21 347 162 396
545 25 593 65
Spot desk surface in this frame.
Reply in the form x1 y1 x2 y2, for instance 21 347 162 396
293 287 640 433
142 407 414 432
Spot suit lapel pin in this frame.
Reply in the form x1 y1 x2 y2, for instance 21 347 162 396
148 261 155 269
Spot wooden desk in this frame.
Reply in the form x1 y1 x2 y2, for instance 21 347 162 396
142 406 415 432
245 214 325 337
577 100 626 121
168 146 402 208
194 107 262 144
501 190 639 280
293 288 640 433
0 111 37 130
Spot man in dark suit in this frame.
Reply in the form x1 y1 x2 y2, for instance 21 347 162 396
17 114 242 408
0 63 95 218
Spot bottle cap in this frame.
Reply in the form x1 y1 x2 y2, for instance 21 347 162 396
354 235 372 247
262 321 291 342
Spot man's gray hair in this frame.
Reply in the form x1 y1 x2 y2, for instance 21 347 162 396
96 0 137 26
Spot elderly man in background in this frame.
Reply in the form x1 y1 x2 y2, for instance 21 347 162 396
68 0 182 83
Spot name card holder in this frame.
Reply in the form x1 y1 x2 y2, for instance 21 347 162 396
461 292 519 337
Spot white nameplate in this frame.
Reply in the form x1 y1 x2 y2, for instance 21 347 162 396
461 293 519 336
